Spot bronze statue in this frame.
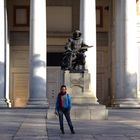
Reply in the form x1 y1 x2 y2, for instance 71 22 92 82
61 30 92 72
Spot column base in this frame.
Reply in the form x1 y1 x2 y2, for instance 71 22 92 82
6 99 11 108
0 99 8 107
114 98 140 108
27 98 49 108
47 104 108 120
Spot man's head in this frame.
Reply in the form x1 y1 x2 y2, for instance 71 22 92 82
60 85 67 93
72 30 81 39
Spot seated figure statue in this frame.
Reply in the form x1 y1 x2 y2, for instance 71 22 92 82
61 30 91 72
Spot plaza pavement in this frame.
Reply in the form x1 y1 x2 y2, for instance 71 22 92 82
0 108 140 140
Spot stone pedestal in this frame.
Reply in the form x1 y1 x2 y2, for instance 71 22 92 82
64 70 96 104
47 71 108 120
47 105 108 120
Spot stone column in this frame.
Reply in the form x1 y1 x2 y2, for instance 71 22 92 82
80 0 97 102
115 0 139 107
0 0 7 107
5 1 11 107
136 0 140 99
28 0 48 107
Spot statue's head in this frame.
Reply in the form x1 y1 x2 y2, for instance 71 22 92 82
72 30 81 39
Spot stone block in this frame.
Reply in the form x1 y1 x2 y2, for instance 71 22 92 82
75 109 91 120
47 108 57 120
70 109 76 120
90 108 108 120
47 105 108 120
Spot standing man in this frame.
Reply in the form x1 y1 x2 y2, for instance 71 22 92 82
55 85 75 134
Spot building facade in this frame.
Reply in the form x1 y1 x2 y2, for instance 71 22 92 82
0 0 140 108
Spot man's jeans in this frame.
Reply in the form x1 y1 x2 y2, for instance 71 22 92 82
58 108 73 131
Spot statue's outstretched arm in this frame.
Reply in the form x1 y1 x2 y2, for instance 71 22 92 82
82 42 93 48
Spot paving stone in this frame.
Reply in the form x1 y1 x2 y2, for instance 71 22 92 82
95 136 129 140
0 109 140 140
131 137 140 140
13 136 48 140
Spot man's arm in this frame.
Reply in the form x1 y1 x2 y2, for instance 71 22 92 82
67 94 72 110
55 96 59 112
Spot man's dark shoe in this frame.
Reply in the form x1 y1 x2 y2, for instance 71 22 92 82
71 129 75 134
62 131 65 134
61 128 65 134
